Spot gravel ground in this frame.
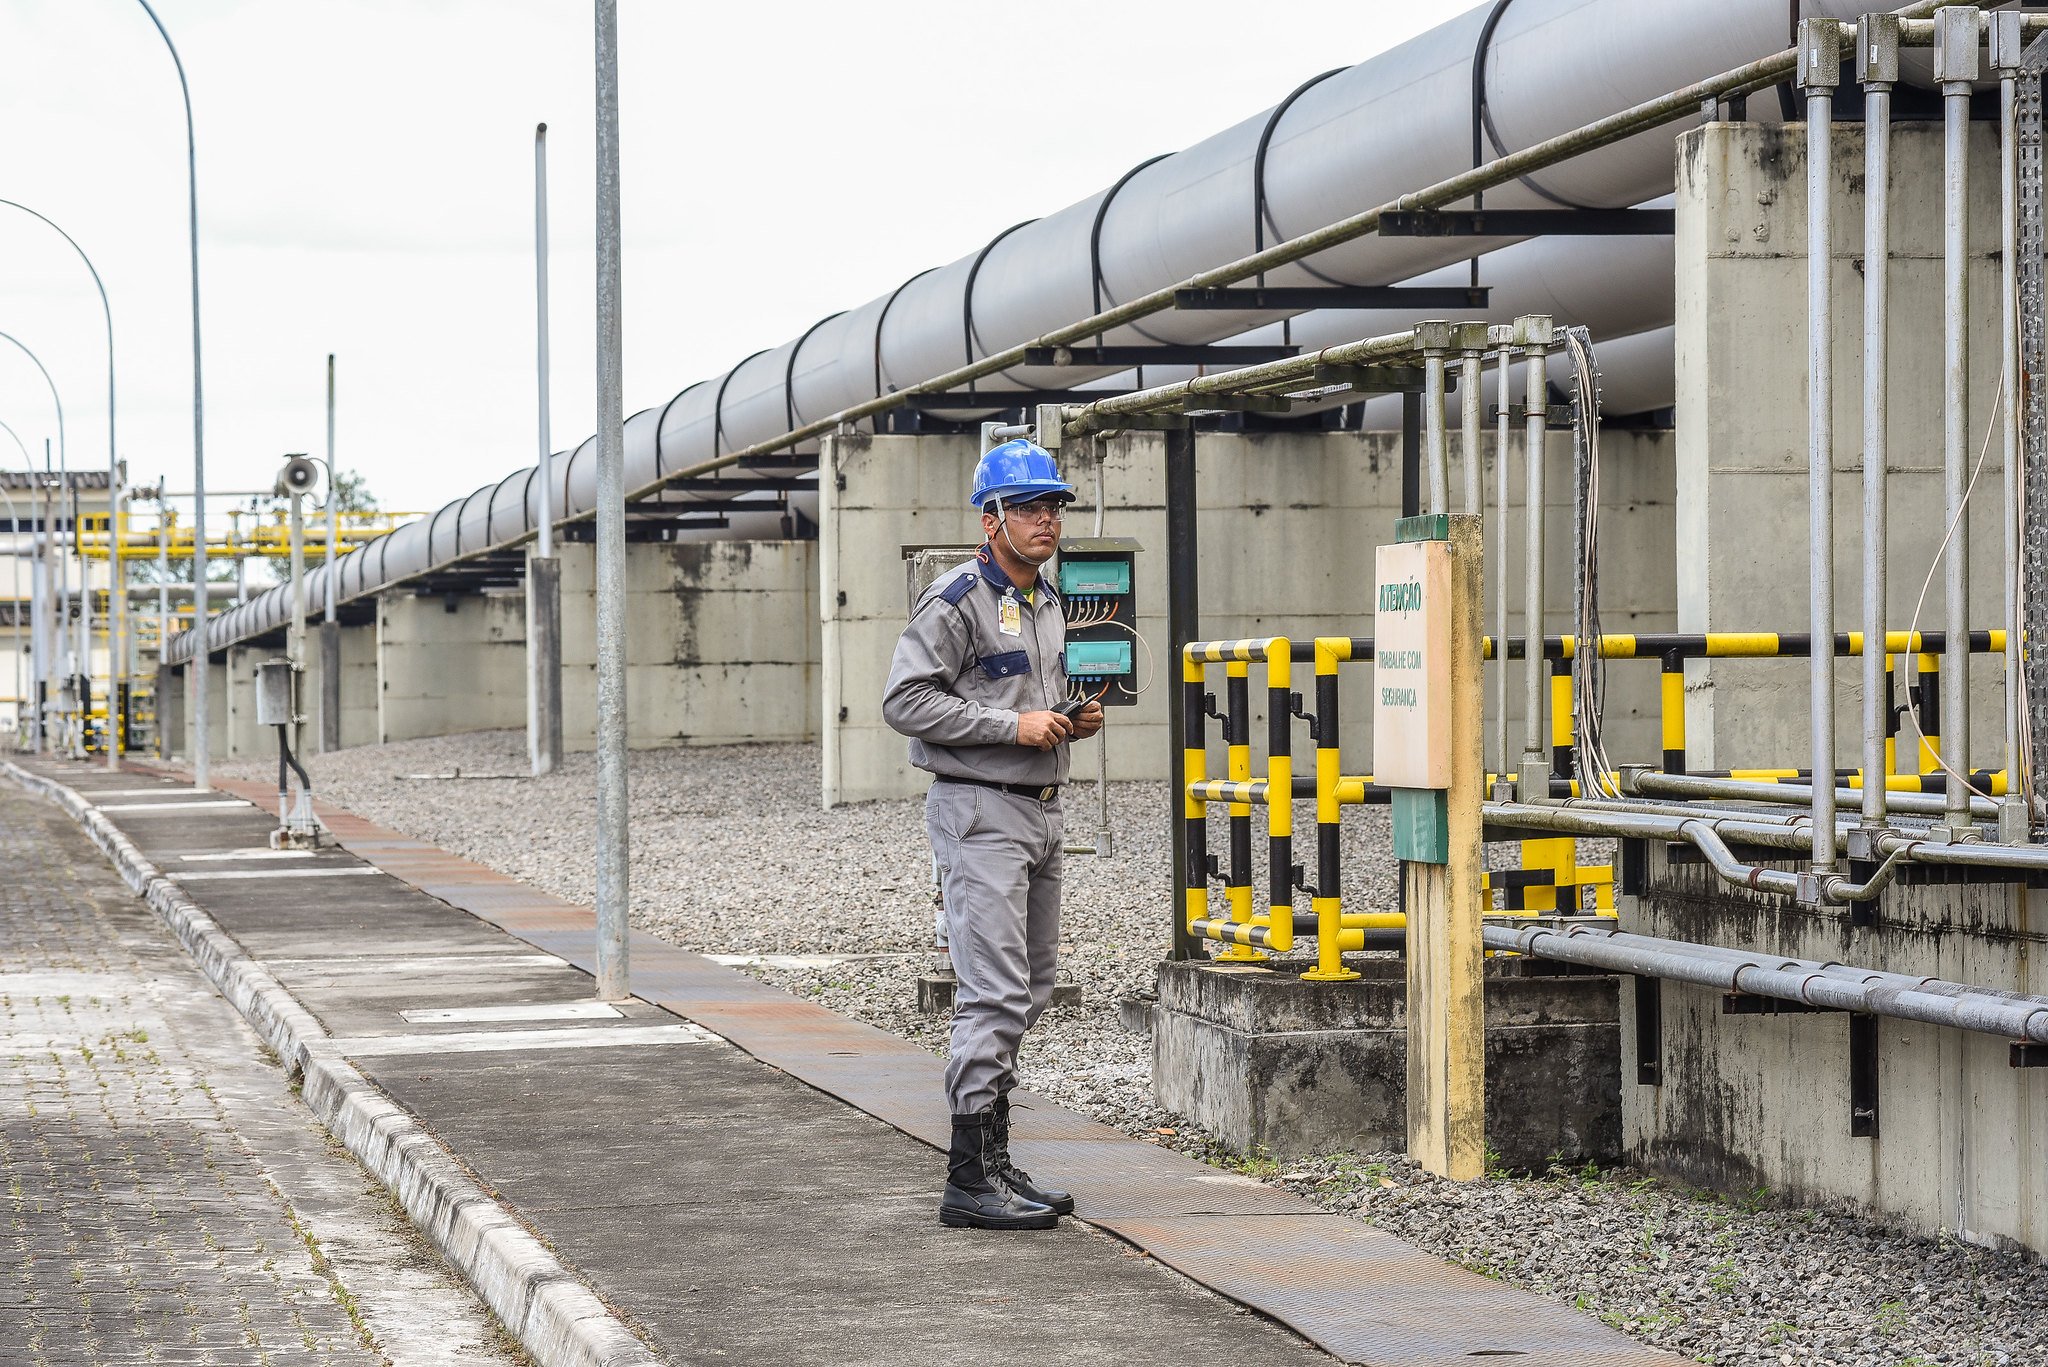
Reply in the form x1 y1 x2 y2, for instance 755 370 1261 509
213 731 2048 1367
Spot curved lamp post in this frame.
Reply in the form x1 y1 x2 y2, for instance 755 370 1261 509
0 332 69 754
0 418 28 746
134 0 208 788
0 201 121 767
0 419 41 750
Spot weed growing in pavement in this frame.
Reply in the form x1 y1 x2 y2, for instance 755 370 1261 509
1875 1298 1911 1337
277 1189 380 1355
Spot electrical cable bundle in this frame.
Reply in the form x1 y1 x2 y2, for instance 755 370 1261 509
1561 326 1617 798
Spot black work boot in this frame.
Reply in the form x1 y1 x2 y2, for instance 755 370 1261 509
992 1093 1074 1215
939 1107 1059 1230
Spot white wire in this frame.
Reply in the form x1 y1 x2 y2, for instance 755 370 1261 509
1900 371 2005 798
1085 617 1157 698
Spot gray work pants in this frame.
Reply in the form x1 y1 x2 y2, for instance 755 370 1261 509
925 780 1063 1116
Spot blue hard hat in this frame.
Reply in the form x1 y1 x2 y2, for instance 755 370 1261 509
969 438 1076 511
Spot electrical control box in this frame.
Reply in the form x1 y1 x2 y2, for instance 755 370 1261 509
254 659 296 728
1057 536 1141 707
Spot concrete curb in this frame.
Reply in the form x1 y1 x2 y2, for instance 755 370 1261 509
5 760 659 1367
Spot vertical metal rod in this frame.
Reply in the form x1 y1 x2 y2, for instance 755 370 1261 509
1459 350 1483 516
1423 349 1449 515
135 0 208 791
320 356 341 755
1165 424 1204 961
156 511 168 758
530 123 562 779
1519 333 1551 791
0 487 19 741
1860 18 1896 831
287 491 305 761
1494 345 1511 782
592 0 629 1001
1094 454 1110 856
1940 21 1977 830
325 355 337 623
1400 390 1421 518
1804 24 1842 872
1999 45 2029 841
536 123 555 561
75 472 90 755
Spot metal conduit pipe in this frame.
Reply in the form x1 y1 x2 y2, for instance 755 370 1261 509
1860 14 1897 833
1630 768 1999 820
1520 322 1552 796
1938 7 1981 833
1485 798 1829 853
1993 13 2029 842
168 0 1992 666
1592 928 2048 1010
1423 336 1449 514
1493 341 1512 782
1677 818 1804 897
1460 344 1484 516
1484 922 2048 1043
1801 19 1845 874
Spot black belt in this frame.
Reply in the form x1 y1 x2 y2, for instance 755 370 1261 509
934 774 1062 802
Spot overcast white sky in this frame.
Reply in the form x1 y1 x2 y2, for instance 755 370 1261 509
0 1 1469 518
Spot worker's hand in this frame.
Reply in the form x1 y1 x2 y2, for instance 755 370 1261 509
1016 710 1075 751
1069 701 1105 739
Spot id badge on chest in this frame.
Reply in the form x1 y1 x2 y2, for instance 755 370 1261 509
998 592 1022 637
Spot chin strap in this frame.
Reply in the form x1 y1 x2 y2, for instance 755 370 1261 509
992 496 1060 572
993 496 1033 567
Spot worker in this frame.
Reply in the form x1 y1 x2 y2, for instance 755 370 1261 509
883 437 1104 1231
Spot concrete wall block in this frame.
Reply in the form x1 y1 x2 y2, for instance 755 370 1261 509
376 593 525 744
1626 852 2048 1253
1677 121 2009 771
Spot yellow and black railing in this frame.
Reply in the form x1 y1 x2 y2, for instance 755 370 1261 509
1174 628 2011 979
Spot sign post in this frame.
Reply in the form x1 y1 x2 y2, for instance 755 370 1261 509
1374 512 1486 1181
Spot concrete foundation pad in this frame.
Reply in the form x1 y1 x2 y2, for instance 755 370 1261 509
1154 957 1621 1168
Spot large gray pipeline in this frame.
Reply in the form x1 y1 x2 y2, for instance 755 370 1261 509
170 0 1880 666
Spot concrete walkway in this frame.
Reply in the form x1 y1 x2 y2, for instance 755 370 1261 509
14 754 1677 1367
0 775 519 1365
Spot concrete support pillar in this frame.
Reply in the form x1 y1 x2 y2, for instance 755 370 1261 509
1675 121 2006 771
376 591 527 744
224 644 270 759
184 656 228 763
303 620 376 749
527 552 563 774
157 662 181 760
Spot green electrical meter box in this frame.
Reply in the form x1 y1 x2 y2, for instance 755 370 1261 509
1056 536 1142 707
1058 559 1132 596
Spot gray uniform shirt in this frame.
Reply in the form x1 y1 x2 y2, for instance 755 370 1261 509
883 549 1071 787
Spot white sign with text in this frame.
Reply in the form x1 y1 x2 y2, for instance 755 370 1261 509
1371 538 1452 789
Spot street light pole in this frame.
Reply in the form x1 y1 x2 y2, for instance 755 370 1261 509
529 121 563 777
320 355 341 752
593 0 630 1001
0 201 123 768
135 0 209 790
